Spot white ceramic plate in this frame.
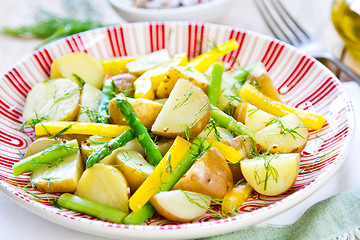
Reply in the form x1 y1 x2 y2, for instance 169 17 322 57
107 0 235 22
0 22 354 239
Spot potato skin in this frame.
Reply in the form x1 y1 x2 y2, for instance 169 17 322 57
174 147 233 198
109 96 163 128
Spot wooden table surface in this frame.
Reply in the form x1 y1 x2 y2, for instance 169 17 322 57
1 0 359 239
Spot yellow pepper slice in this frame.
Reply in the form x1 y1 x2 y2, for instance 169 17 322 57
133 53 188 100
35 121 130 137
206 138 243 164
188 39 239 73
239 84 327 130
100 56 137 75
128 136 191 212
222 181 253 214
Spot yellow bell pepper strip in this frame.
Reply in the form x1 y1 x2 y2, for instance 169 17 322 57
133 73 156 100
239 84 327 130
188 39 239 73
100 56 137 75
35 121 130 137
128 136 191 212
133 53 188 100
205 138 243 164
222 180 253 214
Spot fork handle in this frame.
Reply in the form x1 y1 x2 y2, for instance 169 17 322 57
319 54 360 84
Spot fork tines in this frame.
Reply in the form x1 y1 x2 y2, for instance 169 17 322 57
255 0 311 46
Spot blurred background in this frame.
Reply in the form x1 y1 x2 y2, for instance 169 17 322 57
1 0 358 79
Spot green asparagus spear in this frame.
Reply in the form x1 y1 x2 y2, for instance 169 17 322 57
58 193 127 223
123 202 156 225
158 137 209 191
116 95 162 166
207 63 224 106
86 129 135 169
211 105 255 139
97 79 116 124
123 137 208 225
13 139 78 176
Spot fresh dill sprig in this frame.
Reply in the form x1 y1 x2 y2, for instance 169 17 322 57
173 86 195 110
254 154 280 191
265 116 305 140
48 124 74 139
16 112 50 132
72 73 86 88
1 0 105 49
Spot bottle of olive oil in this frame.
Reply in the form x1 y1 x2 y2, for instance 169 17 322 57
332 0 360 59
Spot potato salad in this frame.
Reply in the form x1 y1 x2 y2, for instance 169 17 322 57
14 39 327 224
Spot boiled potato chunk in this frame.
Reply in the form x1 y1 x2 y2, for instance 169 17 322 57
77 83 102 122
75 163 130 213
24 137 60 158
115 150 154 194
198 120 233 141
255 113 308 153
152 79 211 138
22 78 80 122
250 64 282 101
50 52 105 89
222 135 258 183
241 153 300 196
31 149 84 193
150 190 210 223
108 95 163 128
126 49 171 75
156 66 210 99
244 104 275 132
174 147 233 198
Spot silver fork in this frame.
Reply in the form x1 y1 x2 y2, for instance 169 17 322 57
255 0 360 84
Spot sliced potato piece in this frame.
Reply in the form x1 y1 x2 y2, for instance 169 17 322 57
75 163 130 213
115 150 154 194
255 113 309 153
150 190 210 223
126 49 171 75
31 149 84 193
198 120 233 141
77 83 102 122
233 102 248 124
152 79 211 138
250 64 282 101
241 153 300 196
156 66 210 99
50 52 105 89
112 73 137 96
24 137 60 158
22 78 80 122
244 104 275 132
222 135 257 160
174 147 233 199
109 95 163 128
